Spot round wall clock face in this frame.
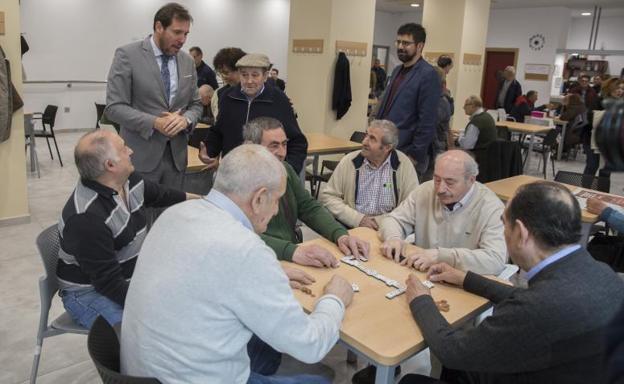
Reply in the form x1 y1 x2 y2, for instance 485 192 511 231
529 34 546 51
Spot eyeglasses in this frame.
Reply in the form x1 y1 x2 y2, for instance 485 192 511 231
395 40 416 47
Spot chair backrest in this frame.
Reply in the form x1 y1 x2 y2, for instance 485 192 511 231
37 225 62 298
42 105 59 127
496 125 511 141
542 128 559 147
88 316 161 384
554 170 610 193
350 131 366 143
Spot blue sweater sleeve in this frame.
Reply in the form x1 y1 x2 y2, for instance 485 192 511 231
601 207 624 234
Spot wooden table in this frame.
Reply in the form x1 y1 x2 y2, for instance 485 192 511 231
186 146 206 172
195 122 210 129
283 227 493 384
485 175 604 244
306 132 363 177
496 121 551 172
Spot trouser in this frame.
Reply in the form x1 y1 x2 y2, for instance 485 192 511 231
139 142 185 227
60 287 123 329
246 335 330 384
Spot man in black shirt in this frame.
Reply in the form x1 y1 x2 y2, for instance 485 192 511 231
56 130 198 328
190 46 219 90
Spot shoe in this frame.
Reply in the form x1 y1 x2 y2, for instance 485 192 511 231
352 365 401 384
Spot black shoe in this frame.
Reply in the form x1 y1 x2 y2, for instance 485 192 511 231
352 365 401 384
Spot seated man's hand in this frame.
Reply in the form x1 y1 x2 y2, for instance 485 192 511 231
336 235 370 260
405 274 430 303
359 216 379 230
323 275 353 307
402 248 439 272
199 142 219 169
282 265 315 289
292 244 338 268
380 238 404 262
427 263 467 287
586 197 608 216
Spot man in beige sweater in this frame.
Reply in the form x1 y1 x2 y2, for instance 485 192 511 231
319 120 419 229
379 150 506 275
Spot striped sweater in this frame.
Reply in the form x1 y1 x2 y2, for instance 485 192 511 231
56 173 185 306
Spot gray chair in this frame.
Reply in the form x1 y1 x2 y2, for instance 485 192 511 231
30 225 88 384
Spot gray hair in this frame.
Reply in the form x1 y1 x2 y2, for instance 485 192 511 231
504 66 516 74
435 150 479 179
74 131 119 180
465 95 483 108
213 144 286 199
242 117 284 144
369 119 399 148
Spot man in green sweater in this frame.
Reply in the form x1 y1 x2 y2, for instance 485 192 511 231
243 116 370 266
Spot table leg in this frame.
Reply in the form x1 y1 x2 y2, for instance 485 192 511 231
524 134 536 172
374 364 395 384
313 154 320 177
557 122 567 160
580 222 592 247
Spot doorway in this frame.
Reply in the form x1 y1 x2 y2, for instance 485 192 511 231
481 48 518 109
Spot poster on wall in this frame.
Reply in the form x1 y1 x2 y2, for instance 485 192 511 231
524 63 551 81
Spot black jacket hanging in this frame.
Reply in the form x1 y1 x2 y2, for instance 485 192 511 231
0 45 13 143
332 52 351 119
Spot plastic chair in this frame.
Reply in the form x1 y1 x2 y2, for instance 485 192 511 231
31 105 63 166
88 316 161 383
554 170 610 193
95 103 106 129
30 225 89 384
311 131 367 197
522 128 558 179
24 114 41 178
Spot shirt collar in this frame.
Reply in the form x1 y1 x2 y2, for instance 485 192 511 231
526 244 581 281
150 35 164 58
443 183 476 212
363 154 391 170
471 108 485 118
204 189 253 231
81 177 125 198
241 85 266 102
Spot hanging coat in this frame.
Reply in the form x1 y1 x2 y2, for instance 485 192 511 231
332 52 351 119
0 45 13 143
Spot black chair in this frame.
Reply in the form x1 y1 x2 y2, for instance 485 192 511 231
95 103 106 129
521 128 558 179
476 139 523 183
88 316 161 384
554 170 610 193
309 131 367 198
496 125 511 141
31 105 62 166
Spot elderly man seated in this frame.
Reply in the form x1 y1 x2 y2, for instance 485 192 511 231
400 181 624 384
319 119 419 230
379 150 506 275
121 145 353 384
56 130 197 329
243 116 369 266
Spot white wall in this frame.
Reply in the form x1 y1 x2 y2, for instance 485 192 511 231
567 15 624 77
486 7 571 105
373 10 422 74
20 0 290 130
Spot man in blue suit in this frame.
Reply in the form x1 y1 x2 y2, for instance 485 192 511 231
376 23 440 180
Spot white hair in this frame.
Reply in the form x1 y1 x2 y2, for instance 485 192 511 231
369 119 399 148
435 150 479 179
504 66 516 74
213 144 286 199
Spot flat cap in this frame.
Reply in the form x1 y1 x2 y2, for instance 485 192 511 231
236 53 271 69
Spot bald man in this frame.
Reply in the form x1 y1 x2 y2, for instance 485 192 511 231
198 84 215 124
56 130 198 329
379 150 506 275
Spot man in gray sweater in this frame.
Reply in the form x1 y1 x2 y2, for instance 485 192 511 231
121 145 353 384
400 181 624 384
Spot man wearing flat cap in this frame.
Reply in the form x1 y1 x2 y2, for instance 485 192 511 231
200 53 308 173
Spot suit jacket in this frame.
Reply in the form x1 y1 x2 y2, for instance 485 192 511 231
105 36 203 173
410 248 624 384
495 79 522 114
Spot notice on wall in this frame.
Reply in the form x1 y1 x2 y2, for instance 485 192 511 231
524 63 551 81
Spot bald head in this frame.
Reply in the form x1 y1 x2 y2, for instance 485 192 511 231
504 66 516 81
74 130 133 182
198 84 214 106
433 150 479 205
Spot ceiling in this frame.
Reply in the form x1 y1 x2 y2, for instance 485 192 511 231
376 0 624 16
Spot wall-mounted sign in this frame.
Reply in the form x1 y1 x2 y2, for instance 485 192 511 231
525 63 551 81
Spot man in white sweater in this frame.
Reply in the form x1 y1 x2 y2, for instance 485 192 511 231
121 144 353 384
379 150 506 275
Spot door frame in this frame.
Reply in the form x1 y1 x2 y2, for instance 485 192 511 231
481 48 519 103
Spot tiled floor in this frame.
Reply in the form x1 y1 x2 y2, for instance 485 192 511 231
1 130 623 384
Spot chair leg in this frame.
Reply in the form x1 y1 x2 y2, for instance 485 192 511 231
551 155 556 179
542 152 547 179
29 337 44 384
52 134 63 167
346 350 358 364
44 137 53 160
